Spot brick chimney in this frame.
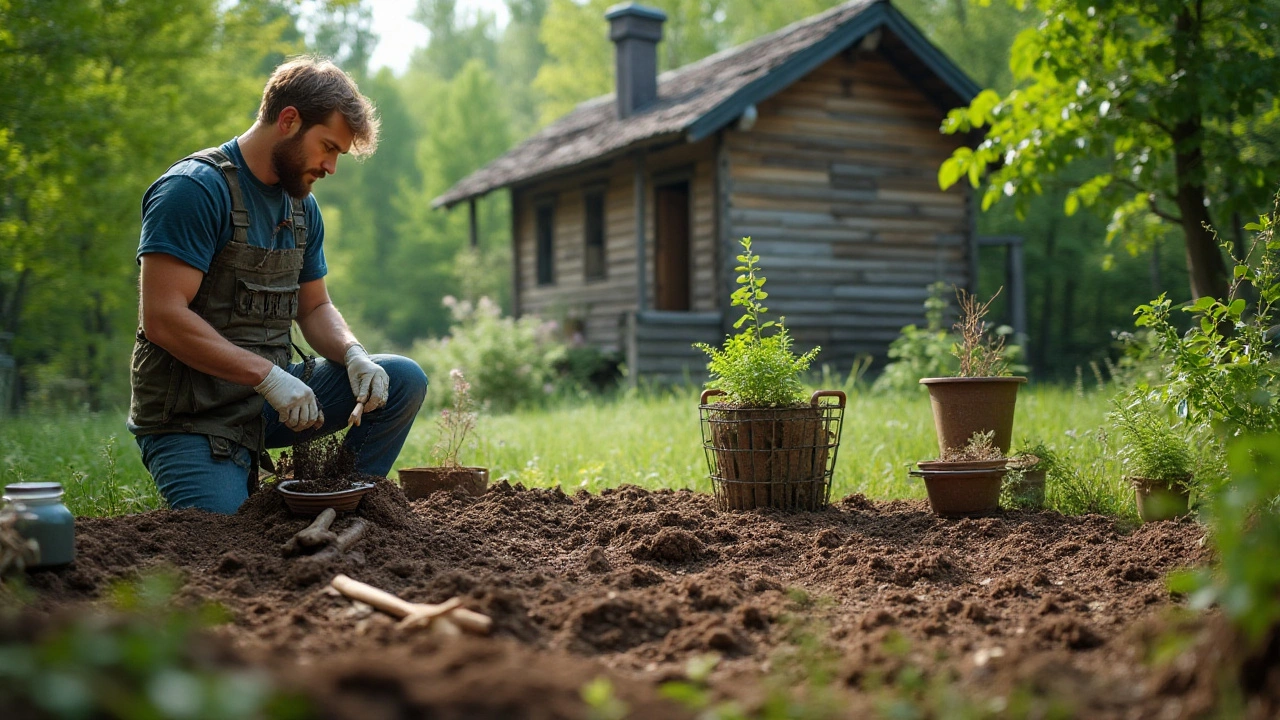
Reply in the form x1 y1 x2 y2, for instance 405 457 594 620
605 3 666 119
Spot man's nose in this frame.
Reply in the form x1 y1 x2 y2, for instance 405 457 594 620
321 157 337 176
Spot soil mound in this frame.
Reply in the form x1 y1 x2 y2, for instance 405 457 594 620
17 483 1229 717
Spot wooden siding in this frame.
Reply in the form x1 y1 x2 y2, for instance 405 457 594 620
511 142 719 353
723 49 971 368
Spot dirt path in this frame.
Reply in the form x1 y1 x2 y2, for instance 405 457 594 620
21 481 1215 718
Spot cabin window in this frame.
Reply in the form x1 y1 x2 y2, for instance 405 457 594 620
535 201 555 286
583 189 606 281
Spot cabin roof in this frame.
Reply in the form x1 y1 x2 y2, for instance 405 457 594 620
433 0 979 209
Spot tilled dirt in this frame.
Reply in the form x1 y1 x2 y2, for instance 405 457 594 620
17 481 1241 719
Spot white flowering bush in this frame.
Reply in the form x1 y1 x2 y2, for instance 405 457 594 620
409 296 567 412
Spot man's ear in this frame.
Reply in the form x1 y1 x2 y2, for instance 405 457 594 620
277 106 301 137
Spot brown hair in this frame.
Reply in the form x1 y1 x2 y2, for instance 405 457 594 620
257 56 379 157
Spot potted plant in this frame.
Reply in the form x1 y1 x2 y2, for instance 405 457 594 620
398 369 489 499
911 430 1007 516
1110 391 1194 522
1004 439 1061 509
695 237 846 511
919 287 1027 455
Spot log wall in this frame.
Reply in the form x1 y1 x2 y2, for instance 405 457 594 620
722 49 972 368
510 142 719 353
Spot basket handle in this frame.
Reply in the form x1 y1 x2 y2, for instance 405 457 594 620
700 388 725 405
809 390 846 408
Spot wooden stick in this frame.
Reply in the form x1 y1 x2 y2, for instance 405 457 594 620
309 518 368 563
282 508 338 557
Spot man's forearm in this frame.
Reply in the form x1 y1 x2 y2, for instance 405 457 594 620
145 308 275 387
297 301 359 363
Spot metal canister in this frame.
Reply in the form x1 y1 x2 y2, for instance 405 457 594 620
3 482 75 567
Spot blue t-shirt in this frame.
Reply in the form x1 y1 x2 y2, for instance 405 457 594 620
137 138 327 282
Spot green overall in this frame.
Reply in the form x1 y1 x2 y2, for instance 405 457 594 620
129 148 308 462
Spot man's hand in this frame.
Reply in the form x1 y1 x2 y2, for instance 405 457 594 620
344 344 389 413
255 366 324 431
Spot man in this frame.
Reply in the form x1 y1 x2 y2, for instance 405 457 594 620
128 56 427 514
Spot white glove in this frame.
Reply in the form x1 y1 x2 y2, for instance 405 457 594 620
344 343 389 413
254 365 324 431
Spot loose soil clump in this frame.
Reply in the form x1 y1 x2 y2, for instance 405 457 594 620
16 481 1256 718
277 435 378 493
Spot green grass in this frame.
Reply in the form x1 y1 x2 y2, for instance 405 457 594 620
396 383 1134 516
2 384 1141 519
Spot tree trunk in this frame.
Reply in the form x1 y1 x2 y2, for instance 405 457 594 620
1173 126 1228 301
1171 5 1228 302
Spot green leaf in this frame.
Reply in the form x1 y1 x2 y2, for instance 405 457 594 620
1190 296 1217 313
1064 192 1079 217
736 274 748 284
938 156 964 190
733 315 747 329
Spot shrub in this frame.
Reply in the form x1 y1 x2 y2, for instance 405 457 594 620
872 282 958 393
695 237 819 407
1134 196 1280 434
0 574 307 719
409 296 566 412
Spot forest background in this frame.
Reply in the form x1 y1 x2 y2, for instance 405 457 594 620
0 0 1211 412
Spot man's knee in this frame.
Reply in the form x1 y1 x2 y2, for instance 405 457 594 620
376 354 428 408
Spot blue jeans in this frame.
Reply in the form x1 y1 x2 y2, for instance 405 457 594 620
137 354 428 514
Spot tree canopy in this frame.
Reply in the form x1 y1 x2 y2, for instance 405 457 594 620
939 0 1280 301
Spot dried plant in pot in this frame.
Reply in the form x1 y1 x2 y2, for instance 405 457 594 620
911 430 1006 517
919 287 1027 455
1110 391 1194 522
398 369 489 499
696 237 846 511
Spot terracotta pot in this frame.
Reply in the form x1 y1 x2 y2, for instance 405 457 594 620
916 458 1008 472
910 467 1003 517
919 376 1028 454
1130 475 1191 522
398 467 489 500
699 389 846 511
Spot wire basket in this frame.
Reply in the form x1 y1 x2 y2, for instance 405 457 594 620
699 389 846 511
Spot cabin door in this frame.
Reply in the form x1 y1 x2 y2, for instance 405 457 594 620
654 181 691 311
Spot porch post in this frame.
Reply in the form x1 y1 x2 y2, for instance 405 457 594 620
1008 238 1027 343
634 151 647 313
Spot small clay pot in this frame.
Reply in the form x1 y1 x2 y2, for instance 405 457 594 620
398 467 489 500
911 467 1003 517
1007 468 1046 508
277 480 375 516
916 458 1008 472
1130 475 1191 522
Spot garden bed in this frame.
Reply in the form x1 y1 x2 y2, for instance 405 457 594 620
16 481 1228 718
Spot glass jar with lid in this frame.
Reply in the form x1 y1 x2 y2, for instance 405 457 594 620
3 482 75 568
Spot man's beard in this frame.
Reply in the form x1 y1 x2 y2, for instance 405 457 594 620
270 134 316 200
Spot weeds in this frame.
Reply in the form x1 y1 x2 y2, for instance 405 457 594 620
431 369 478 468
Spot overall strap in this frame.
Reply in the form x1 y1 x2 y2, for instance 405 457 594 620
285 194 308 250
181 148 251 246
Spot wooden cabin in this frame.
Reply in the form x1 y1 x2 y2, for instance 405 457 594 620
434 0 982 382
